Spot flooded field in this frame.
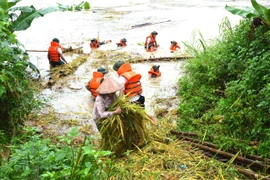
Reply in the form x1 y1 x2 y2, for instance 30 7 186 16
15 0 269 134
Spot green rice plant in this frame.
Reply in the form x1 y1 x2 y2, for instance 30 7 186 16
100 95 152 156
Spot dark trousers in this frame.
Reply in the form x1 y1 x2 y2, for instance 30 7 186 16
50 60 65 68
134 95 145 107
145 43 156 49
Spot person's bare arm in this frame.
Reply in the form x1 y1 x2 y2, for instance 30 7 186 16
60 53 68 64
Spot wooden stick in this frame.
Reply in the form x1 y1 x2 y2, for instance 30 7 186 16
25 47 83 53
170 130 260 146
129 20 171 30
129 56 193 63
26 50 48 52
176 134 270 163
204 155 270 180
186 140 270 173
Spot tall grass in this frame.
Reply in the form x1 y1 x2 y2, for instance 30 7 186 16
178 17 270 157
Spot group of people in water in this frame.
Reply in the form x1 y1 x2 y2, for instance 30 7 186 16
46 31 173 131
89 31 181 53
47 31 181 69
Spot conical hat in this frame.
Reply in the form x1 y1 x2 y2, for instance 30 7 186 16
96 77 124 94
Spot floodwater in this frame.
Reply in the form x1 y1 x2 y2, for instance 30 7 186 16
15 0 269 134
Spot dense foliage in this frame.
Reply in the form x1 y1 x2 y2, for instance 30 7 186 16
0 8 38 141
178 16 270 157
0 127 116 179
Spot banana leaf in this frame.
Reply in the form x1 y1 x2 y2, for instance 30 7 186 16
0 0 20 11
9 6 62 32
225 0 270 26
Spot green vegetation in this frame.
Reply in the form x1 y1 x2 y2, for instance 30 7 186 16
178 1 270 157
0 127 115 179
1 0 90 32
225 0 270 27
0 6 39 142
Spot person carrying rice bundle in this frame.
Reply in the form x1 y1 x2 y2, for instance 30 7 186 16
92 77 153 156
92 77 123 131
99 94 153 156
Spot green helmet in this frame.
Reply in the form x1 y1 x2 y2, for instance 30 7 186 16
97 67 108 74
52 38 60 43
153 65 160 71
151 31 158 35
113 60 125 71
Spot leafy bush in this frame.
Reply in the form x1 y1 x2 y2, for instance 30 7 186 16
178 17 270 157
0 8 39 140
0 127 115 179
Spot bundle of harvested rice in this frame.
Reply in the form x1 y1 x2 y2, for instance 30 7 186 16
100 95 152 156
48 54 89 86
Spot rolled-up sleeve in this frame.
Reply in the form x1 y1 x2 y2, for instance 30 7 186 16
95 96 114 119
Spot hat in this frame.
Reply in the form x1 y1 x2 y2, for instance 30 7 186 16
113 60 125 71
52 38 60 43
171 41 176 44
96 77 124 94
91 38 97 42
153 65 160 71
151 31 158 35
97 67 108 74
122 38 127 42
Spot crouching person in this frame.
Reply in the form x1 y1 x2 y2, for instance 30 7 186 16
148 65 161 78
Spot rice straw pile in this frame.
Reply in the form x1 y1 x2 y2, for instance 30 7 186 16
100 95 152 156
109 108 246 179
48 54 89 86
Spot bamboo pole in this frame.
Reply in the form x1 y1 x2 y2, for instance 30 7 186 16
204 155 270 180
170 130 260 146
129 56 193 63
130 20 171 29
26 50 48 52
176 134 270 163
26 47 83 53
182 139 270 173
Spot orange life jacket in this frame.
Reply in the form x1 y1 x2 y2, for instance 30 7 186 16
116 39 127 47
117 63 143 97
148 66 161 77
48 41 60 62
90 41 100 48
144 34 157 47
88 72 104 98
170 42 180 51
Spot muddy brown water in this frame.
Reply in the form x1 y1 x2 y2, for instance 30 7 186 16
15 0 268 134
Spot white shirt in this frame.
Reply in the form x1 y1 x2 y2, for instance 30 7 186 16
118 75 142 101
58 47 62 54
146 37 151 44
